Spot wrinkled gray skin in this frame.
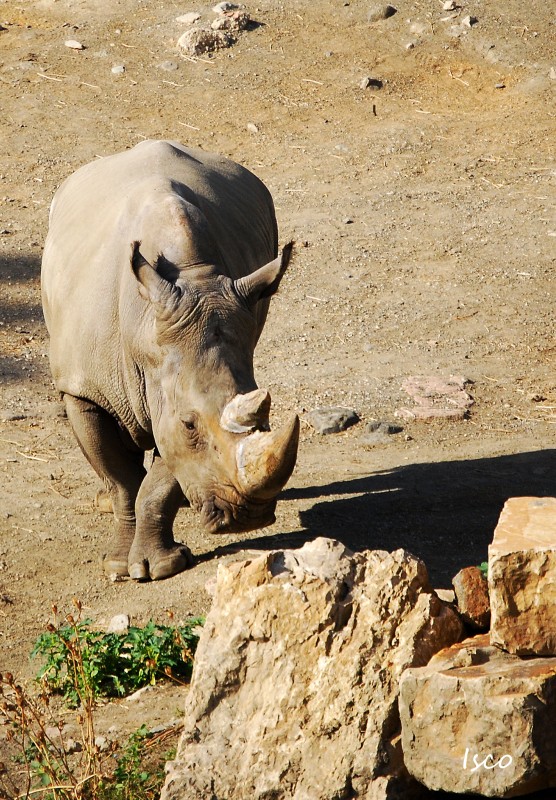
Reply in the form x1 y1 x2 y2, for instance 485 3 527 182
41 140 299 581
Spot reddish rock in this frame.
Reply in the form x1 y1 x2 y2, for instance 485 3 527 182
452 565 490 630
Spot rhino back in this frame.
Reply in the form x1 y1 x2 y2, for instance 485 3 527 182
41 140 278 433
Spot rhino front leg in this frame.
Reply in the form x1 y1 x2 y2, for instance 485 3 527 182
63 394 146 577
129 455 193 581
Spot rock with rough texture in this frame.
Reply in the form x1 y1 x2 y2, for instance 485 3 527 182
177 27 234 55
361 420 403 445
161 538 463 800
489 496 556 656
306 406 359 434
452 565 490 630
400 634 556 797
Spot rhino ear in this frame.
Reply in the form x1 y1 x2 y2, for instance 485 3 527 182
234 241 294 305
131 241 183 316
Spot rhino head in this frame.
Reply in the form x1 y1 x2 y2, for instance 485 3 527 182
131 241 299 534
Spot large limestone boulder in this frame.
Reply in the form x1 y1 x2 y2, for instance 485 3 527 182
161 538 463 800
399 634 556 797
489 496 556 655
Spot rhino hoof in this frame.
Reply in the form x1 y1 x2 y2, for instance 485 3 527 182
102 555 129 579
129 546 194 582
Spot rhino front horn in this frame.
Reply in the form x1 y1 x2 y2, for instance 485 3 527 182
236 415 300 500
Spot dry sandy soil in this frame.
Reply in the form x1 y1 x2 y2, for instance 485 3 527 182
0 0 555 794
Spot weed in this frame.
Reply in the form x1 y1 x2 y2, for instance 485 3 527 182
0 602 200 799
478 561 488 577
32 607 203 705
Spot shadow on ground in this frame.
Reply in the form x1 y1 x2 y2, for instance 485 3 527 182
0 253 45 383
202 448 555 587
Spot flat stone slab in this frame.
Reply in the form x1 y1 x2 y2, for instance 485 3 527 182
489 496 556 655
400 634 556 797
396 374 473 421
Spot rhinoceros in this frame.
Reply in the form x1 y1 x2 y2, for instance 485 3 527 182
41 139 299 581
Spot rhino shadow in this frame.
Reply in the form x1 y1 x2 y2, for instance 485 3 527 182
0 254 46 383
203 448 555 587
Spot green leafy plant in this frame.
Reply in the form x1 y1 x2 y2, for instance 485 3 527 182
0 601 198 799
478 561 488 578
31 608 203 706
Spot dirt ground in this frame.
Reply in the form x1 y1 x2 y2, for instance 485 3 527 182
1 0 555 794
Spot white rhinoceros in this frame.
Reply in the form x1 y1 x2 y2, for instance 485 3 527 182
41 139 299 581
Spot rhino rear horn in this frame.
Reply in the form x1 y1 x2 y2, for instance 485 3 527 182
236 414 299 500
234 241 294 305
221 389 271 433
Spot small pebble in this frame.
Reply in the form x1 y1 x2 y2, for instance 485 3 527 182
462 15 477 27
2 413 27 422
368 4 397 22
106 613 130 634
494 82 505 89
64 39 84 50
176 12 201 25
306 407 359 435
549 67 556 80
442 0 457 9
344 217 354 224
158 60 179 71
360 420 403 446
246 122 259 133
111 64 125 74
212 1 237 12
360 76 383 89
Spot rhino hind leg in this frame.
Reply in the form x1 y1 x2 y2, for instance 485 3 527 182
63 394 146 577
128 455 194 581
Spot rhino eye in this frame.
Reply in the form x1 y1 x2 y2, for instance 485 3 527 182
182 419 196 431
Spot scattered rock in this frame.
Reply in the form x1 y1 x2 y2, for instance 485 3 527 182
489 497 556 656
246 122 259 133
213 1 238 12
64 39 84 50
442 0 457 9
361 420 403 445
211 11 250 31
396 375 473 421
158 60 179 71
106 613 130 634
65 738 83 754
2 413 27 422
494 82 505 89
94 735 109 752
367 4 397 23
550 66 556 80
359 76 383 89
400 634 556 797
434 588 456 604
305 406 359 434
176 12 202 25
111 64 125 75
462 15 478 27
452 566 490 630
177 28 234 55
161 539 463 800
